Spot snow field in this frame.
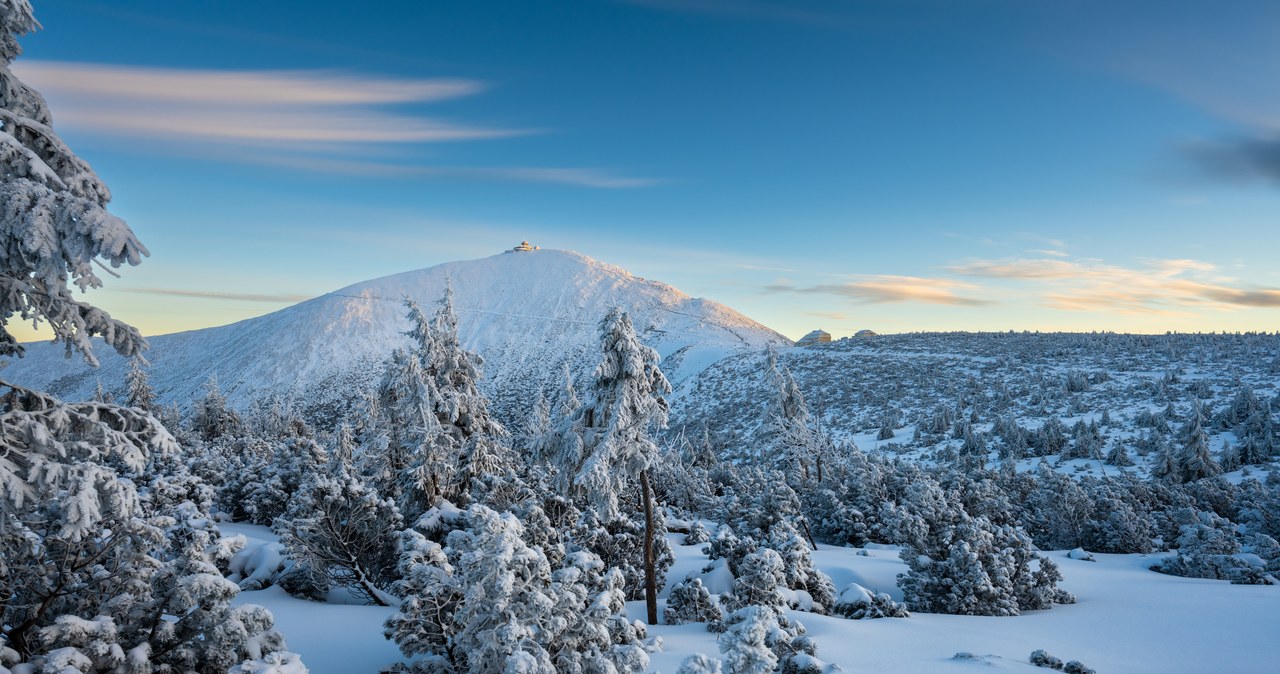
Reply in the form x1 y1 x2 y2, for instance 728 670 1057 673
230 527 1280 674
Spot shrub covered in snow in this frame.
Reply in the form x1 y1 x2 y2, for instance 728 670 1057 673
717 605 823 674
665 578 723 625
831 583 909 620
275 454 404 605
385 504 650 673
677 653 724 674
1030 649 1064 669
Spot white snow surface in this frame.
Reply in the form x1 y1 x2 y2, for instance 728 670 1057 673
4 249 788 421
228 525 1279 674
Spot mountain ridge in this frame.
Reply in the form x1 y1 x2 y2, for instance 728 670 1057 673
4 248 790 425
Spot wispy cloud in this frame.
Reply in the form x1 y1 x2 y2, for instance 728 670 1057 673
125 288 312 303
1104 16 1280 192
1180 136 1280 187
13 61 652 187
15 61 517 145
768 275 993 307
949 256 1280 313
222 154 659 188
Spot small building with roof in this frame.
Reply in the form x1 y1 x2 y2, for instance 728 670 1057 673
795 329 832 347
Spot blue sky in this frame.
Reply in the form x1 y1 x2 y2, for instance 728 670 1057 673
12 0 1280 340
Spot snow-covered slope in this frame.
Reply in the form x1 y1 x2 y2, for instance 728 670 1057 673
3 249 789 423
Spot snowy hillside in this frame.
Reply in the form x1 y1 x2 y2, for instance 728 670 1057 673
2 248 789 423
676 331 1280 481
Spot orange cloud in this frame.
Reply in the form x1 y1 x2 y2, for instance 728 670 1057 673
770 275 992 307
950 256 1280 313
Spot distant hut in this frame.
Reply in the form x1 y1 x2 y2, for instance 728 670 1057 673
507 240 539 253
795 329 832 347
855 329 878 338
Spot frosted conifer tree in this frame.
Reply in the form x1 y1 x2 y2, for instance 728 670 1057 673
521 387 552 449
552 307 671 623
190 375 243 442
124 355 157 412
367 344 444 513
369 292 511 516
1166 405 1221 484
0 0 149 364
718 607 778 674
558 360 582 419
766 348 822 482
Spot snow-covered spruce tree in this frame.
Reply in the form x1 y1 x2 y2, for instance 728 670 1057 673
1158 405 1221 484
385 505 649 673
551 307 672 623
124 355 157 413
275 448 404 605
0 0 148 364
416 285 511 497
557 359 582 419
1103 439 1134 467
765 349 821 482
519 387 552 452
1237 400 1277 466
366 292 512 519
365 343 443 514
189 375 244 443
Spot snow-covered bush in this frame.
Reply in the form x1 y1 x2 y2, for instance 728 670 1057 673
717 606 821 674
0 385 301 672
678 653 725 674
385 505 648 673
720 549 789 614
831 583 909 620
1064 661 1097 674
1151 508 1268 583
1030 649 1064 669
573 508 676 601
665 578 722 625
896 480 1072 617
686 520 712 545
275 456 404 605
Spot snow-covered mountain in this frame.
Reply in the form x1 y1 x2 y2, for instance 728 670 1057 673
3 248 789 424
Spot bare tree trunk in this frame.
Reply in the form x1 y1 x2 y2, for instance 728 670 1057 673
640 468 658 625
799 517 818 551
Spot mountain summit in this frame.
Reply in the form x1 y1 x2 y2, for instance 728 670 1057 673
5 249 788 423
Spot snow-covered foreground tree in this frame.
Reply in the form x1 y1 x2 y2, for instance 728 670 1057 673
550 307 672 623
0 4 305 671
0 0 147 364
